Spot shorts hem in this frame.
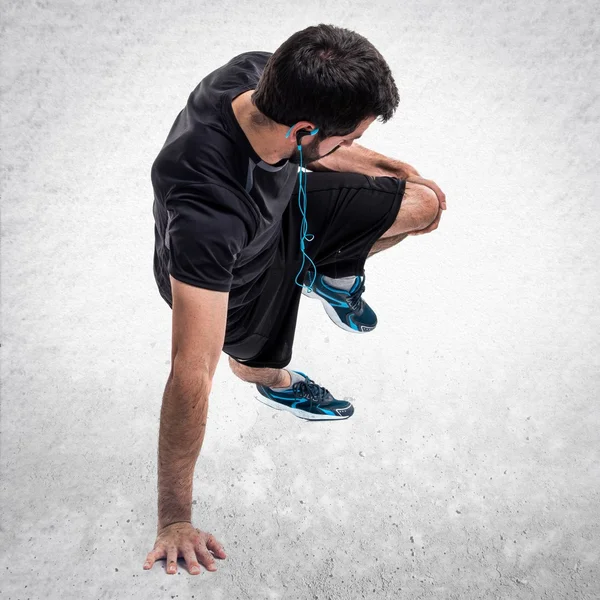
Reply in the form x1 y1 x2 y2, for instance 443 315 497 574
224 350 292 370
319 177 405 279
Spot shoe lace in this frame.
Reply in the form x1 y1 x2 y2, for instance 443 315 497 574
347 280 365 312
292 378 332 410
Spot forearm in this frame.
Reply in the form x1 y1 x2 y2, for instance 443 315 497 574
157 370 211 530
307 143 418 178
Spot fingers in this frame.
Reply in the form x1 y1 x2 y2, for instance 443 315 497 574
143 547 164 570
420 179 445 211
425 179 446 210
206 533 227 559
421 179 446 210
144 526 226 575
166 546 179 574
194 538 218 571
143 545 185 574
182 546 202 575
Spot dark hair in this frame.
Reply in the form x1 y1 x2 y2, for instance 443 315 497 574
251 24 400 141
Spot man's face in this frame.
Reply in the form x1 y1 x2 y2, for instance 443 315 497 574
287 116 376 166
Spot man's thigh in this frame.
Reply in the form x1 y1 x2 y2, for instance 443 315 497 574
299 171 406 278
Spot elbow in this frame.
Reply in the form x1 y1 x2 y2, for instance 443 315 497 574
170 354 213 391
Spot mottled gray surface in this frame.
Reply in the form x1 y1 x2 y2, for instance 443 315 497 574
1 0 599 599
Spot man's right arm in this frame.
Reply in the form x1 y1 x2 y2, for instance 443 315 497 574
144 274 229 575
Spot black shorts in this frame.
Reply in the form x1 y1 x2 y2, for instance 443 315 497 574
222 171 406 369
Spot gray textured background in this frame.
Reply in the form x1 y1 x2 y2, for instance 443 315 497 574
1 0 599 598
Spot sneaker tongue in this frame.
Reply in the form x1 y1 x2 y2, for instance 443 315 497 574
348 281 365 310
305 381 333 404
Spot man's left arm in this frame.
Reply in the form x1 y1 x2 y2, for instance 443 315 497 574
306 142 447 213
305 142 420 179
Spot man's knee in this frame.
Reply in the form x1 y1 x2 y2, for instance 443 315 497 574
403 181 439 229
385 181 438 236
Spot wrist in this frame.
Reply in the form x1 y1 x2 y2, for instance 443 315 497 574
158 519 192 532
383 159 419 179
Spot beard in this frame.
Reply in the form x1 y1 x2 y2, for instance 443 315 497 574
287 137 326 166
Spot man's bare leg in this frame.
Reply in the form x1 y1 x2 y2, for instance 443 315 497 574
367 181 439 258
367 232 410 257
229 356 292 388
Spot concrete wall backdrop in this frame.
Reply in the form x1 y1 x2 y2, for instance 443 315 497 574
1 0 598 598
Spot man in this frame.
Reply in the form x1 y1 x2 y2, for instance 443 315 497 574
144 24 445 576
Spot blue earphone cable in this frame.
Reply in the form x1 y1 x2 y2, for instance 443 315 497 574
285 124 319 293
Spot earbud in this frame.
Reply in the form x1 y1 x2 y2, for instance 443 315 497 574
295 128 317 149
285 125 320 150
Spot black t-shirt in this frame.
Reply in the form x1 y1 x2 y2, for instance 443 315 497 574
151 51 298 311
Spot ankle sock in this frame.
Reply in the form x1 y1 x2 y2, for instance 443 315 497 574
271 369 305 390
322 275 358 291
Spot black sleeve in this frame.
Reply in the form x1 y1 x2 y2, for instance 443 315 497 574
165 183 254 292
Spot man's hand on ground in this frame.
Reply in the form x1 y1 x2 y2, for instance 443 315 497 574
143 521 227 575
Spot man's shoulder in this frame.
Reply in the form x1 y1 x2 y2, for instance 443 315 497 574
194 50 272 101
166 179 261 235
226 51 272 67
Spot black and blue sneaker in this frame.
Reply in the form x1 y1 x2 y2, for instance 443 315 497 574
301 270 377 333
256 370 354 421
